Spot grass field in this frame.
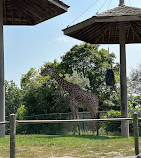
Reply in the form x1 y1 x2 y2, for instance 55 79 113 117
0 134 139 158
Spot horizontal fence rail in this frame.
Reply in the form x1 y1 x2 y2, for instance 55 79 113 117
16 118 133 124
2 117 141 125
0 118 134 125
0 113 140 158
0 121 9 125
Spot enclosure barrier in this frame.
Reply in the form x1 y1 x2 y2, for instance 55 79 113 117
0 113 140 158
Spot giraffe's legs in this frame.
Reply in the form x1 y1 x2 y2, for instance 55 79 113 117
70 105 77 135
69 98 80 135
76 107 80 135
88 106 98 135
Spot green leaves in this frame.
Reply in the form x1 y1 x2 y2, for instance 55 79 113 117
5 80 23 119
128 63 141 95
59 43 120 110
67 70 90 90
21 66 70 116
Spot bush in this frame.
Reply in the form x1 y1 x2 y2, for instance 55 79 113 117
128 102 141 135
100 103 141 135
40 123 64 135
16 112 66 135
101 110 121 134
16 105 27 134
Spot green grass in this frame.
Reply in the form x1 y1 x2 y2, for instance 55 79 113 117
0 134 139 158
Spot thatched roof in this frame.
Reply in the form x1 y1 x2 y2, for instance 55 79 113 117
63 5 141 44
3 0 69 25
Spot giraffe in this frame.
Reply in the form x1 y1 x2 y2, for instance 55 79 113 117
41 65 99 135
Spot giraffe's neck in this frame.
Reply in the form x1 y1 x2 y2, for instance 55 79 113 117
51 70 73 93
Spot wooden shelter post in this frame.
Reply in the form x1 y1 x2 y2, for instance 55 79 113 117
119 22 129 138
63 0 141 139
0 0 69 138
119 0 124 6
0 0 5 138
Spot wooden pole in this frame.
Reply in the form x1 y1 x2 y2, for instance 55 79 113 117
119 22 129 138
133 113 139 156
0 0 5 138
119 0 124 6
10 114 16 158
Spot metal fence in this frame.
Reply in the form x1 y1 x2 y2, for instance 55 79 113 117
0 113 140 158
22 111 108 134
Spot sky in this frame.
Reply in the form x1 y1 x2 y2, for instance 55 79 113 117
4 0 141 87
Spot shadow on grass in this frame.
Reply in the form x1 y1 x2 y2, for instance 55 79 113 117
36 135 122 140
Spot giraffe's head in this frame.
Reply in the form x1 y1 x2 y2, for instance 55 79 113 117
41 65 53 76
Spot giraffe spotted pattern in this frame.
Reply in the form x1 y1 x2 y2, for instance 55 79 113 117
41 65 99 135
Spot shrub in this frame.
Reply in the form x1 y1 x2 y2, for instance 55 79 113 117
16 105 27 134
102 110 121 134
101 103 141 135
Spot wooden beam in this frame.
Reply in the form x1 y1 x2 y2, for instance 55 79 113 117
74 24 96 39
63 17 95 35
24 0 51 18
135 21 141 28
108 26 111 43
16 118 133 124
114 24 118 42
48 0 69 11
63 15 141 36
95 16 141 23
130 22 141 42
119 0 124 6
126 24 131 43
10 114 16 158
82 23 108 41
0 0 5 138
30 0 53 16
133 113 139 156
4 0 6 23
94 24 112 43
12 4 14 24
133 22 141 33
11 0 42 20
119 22 129 138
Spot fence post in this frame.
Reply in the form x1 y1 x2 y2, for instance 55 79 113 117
10 114 16 158
133 112 139 156
96 113 99 136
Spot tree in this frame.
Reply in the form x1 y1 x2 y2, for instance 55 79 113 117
59 43 99 75
5 80 23 119
128 63 141 95
66 70 90 90
59 43 120 110
21 43 121 116
128 94 141 108
128 63 141 109
21 66 70 116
